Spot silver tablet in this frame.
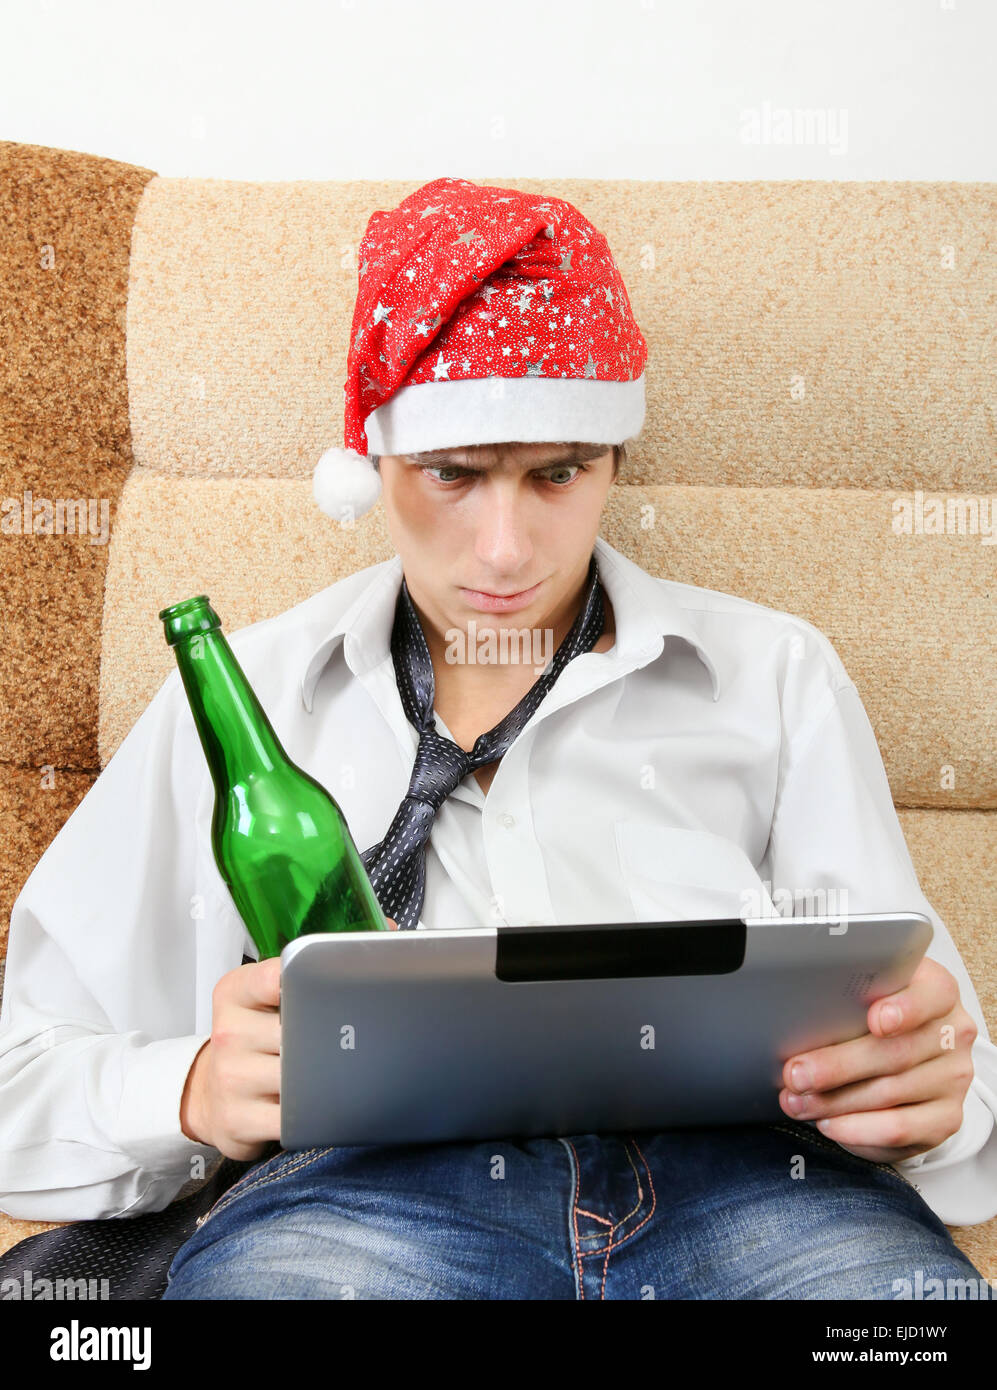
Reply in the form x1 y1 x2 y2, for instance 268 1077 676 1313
279 912 932 1150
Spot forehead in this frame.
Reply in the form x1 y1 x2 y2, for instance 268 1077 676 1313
404 442 612 469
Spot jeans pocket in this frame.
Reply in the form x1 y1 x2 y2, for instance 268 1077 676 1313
767 1118 920 1195
193 1145 336 1231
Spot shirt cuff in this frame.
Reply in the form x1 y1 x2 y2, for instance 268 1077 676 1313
889 1083 997 1226
117 1033 219 1173
893 1075 996 1172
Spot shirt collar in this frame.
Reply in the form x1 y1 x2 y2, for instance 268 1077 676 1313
300 535 721 713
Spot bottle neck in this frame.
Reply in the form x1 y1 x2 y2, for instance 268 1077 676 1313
172 631 286 791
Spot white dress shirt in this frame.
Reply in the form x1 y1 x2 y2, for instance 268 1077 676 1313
1 535 995 1226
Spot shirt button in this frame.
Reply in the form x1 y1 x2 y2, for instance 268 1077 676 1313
498 812 516 829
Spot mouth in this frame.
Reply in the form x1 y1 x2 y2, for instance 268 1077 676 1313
459 580 544 613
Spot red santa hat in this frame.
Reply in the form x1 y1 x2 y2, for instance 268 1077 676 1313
313 176 648 520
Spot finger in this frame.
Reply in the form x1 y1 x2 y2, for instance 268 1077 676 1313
782 1015 956 1095
235 1054 281 1101
254 1055 282 1098
242 1097 283 1142
233 956 282 1009
806 1097 962 1162
214 1046 282 1096
213 1009 281 1056
780 1050 970 1121
867 956 960 1039
387 917 399 931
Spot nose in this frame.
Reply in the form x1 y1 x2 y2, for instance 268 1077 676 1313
472 477 535 576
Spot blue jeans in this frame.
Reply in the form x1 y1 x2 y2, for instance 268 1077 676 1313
162 1119 991 1300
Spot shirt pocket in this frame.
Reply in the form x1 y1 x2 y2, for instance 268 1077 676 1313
613 819 777 922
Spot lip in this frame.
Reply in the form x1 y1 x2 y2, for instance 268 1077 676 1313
459 580 543 613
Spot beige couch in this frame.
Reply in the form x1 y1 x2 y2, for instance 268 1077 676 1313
0 142 994 1279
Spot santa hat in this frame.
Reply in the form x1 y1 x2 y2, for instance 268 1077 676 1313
313 176 648 521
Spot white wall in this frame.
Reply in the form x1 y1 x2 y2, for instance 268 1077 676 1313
1 0 994 180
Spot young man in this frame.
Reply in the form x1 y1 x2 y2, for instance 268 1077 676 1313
1 178 994 1300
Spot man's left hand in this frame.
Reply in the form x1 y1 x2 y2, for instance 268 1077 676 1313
779 956 978 1163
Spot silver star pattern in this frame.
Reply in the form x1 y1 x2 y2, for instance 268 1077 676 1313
343 177 646 451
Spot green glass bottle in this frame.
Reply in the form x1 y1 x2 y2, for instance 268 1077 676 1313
160 594 390 959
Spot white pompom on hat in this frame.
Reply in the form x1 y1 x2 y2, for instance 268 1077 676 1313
314 176 647 521
312 446 382 522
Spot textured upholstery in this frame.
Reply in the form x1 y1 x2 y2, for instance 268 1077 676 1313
1 143 994 1278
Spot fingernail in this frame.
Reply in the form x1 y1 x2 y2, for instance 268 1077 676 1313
880 1004 901 1032
791 1062 815 1092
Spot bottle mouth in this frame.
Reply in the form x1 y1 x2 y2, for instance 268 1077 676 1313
160 595 221 645
159 596 210 621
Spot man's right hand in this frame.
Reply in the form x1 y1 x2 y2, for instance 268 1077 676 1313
179 955 282 1161
179 918 398 1160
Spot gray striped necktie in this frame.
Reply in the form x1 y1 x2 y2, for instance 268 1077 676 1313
360 555 606 930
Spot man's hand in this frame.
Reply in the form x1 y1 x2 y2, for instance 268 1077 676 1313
779 956 978 1164
180 917 398 1159
180 955 283 1161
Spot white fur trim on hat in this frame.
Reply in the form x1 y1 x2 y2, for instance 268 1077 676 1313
313 447 382 521
363 373 646 455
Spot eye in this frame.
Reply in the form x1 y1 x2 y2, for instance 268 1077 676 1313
421 463 589 487
540 463 588 486
422 465 471 484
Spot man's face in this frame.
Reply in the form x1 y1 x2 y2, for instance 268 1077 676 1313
377 441 616 639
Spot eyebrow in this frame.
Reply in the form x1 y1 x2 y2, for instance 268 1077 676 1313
402 443 612 471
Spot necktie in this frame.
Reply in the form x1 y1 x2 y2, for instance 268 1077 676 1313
360 555 607 930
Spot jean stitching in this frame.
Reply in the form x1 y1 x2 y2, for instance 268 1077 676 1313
196 1145 336 1228
578 1140 657 1259
563 1138 584 1299
576 1139 649 1248
575 1207 612 1226
767 1120 919 1194
597 1227 613 1300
